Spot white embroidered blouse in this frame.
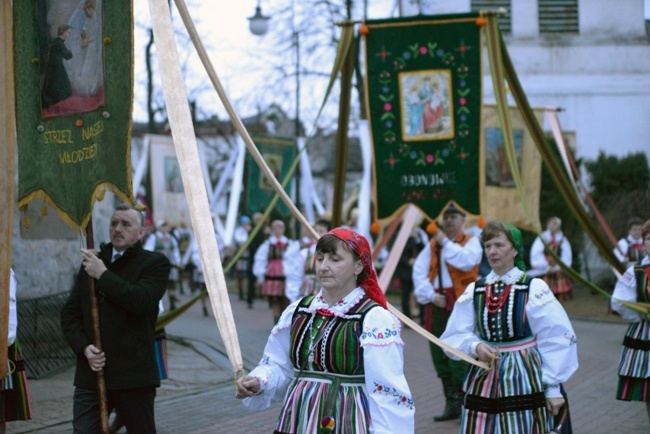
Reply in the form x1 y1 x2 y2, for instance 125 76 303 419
440 267 579 398
611 256 650 323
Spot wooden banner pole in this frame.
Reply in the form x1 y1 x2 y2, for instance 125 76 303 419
0 0 16 380
331 42 355 228
86 221 109 434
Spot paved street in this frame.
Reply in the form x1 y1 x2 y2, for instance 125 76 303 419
6 289 649 434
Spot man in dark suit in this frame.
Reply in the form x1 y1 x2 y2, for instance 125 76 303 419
61 203 170 433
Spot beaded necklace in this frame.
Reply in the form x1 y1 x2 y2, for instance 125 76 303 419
485 281 512 314
307 315 327 365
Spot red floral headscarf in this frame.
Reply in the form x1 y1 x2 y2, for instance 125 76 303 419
326 228 388 309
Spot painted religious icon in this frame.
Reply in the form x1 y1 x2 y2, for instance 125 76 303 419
399 70 453 142
39 0 105 118
485 128 524 188
165 157 184 193
259 153 283 191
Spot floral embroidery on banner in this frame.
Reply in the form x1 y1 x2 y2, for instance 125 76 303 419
373 382 415 409
373 37 475 170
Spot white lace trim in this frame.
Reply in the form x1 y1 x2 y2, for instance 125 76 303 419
306 288 366 317
484 267 524 285
457 284 475 304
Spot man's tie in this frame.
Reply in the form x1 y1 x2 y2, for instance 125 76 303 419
112 253 122 263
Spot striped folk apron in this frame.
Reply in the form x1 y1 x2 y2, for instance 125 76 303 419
461 275 552 434
616 264 650 402
274 296 379 434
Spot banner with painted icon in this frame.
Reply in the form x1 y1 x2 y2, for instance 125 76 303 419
14 0 133 230
480 104 543 232
245 135 296 218
362 13 484 222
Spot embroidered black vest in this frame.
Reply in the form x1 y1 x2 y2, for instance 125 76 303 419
633 264 650 304
289 295 380 375
473 274 534 343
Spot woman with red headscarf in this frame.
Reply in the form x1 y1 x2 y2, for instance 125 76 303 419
236 228 414 433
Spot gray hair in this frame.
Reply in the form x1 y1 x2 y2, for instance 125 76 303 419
114 203 144 228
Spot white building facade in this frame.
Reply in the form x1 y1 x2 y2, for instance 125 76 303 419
407 0 650 160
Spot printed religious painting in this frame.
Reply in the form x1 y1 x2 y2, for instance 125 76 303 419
485 127 524 188
399 70 454 142
38 0 106 119
259 153 283 191
164 157 184 193
244 135 295 218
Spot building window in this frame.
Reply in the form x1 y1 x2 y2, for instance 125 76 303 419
471 0 511 34
538 0 579 34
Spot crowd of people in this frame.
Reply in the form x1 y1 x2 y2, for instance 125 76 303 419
2 202 648 433
235 204 649 433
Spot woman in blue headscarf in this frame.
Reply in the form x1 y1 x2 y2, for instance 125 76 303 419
441 221 578 433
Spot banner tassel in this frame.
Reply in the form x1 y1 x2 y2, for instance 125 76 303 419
20 204 29 228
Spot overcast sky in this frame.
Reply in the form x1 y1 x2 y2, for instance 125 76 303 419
131 0 409 127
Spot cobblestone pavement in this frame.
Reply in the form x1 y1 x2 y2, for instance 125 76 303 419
6 290 649 434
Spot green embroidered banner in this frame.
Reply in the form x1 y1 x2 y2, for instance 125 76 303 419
245 135 296 218
363 13 483 221
14 0 133 231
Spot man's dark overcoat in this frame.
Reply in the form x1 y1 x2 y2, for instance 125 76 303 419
61 241 170 390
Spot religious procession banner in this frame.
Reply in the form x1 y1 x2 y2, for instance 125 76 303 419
480 104 543 232
14 0 133 231
149 134 193 229
362 13 484 222
245 135 296 218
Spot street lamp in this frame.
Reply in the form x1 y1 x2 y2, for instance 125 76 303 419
248 1 271 36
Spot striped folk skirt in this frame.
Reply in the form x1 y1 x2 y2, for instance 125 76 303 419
261 259 286 297
275 371 369 434
0 341 32 422
616 319 650 402
460 337 552 434
542 272 572 301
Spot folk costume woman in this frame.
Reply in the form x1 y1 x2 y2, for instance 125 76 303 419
144 221 182 310
237 228 414 433
253 220 302 323
530 217 573 301
1 270 32 433
441 221 578 433
611 219 650 423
